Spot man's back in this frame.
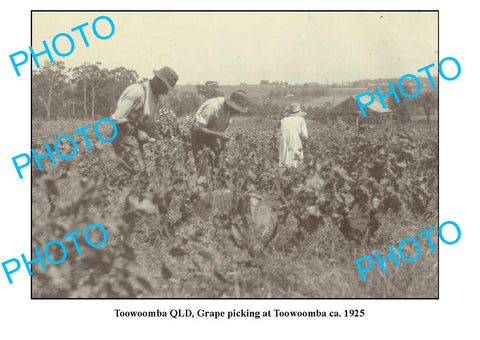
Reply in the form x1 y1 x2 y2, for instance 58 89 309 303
194 97 231 132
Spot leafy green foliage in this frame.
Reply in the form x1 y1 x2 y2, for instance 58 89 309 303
32 116 438 298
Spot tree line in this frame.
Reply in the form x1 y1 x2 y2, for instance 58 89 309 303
32 61 438 125
32 61 143 120
32 61 223 120
260 80 289 85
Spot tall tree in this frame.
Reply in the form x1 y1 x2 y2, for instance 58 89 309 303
100 67 139 115
33 64 141 120
32 61 67 119
415 89 438 128
71 63 90 118
109 67 139 92
86 63 102 119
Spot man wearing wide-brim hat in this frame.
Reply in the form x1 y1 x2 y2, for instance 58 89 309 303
110 66 179 177
191 90 249 172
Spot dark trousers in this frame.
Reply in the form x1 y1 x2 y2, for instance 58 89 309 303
191 128 222 174
110 122 159 191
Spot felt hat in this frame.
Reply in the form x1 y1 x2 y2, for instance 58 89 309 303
153 66 179 91
288 103 307 117
225 90 249 114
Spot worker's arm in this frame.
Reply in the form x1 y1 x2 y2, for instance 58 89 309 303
136 130 156 144
193 123 231 140
111 85 143 124
193 100 230 140
139 114 159 140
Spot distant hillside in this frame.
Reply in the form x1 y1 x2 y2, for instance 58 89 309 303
176 84 367 107
176 76 436 110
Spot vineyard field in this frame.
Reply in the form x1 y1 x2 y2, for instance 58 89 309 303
32 115 438 298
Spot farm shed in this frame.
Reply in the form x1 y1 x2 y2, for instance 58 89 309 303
327 95 393 125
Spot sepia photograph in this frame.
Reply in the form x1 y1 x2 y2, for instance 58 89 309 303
31 11 439 298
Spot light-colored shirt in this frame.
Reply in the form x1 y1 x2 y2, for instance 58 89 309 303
279 116 308 167
111 81 158 124
193 97 231 132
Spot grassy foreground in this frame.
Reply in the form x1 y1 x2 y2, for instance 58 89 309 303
32 116 438 298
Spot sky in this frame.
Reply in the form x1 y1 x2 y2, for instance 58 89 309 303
32 11 438 85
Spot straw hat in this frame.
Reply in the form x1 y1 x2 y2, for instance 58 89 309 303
288 103 306 117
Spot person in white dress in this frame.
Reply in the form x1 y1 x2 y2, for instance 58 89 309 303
279 103 308 168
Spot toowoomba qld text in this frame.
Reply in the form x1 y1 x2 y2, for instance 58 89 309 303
114 308 364 319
